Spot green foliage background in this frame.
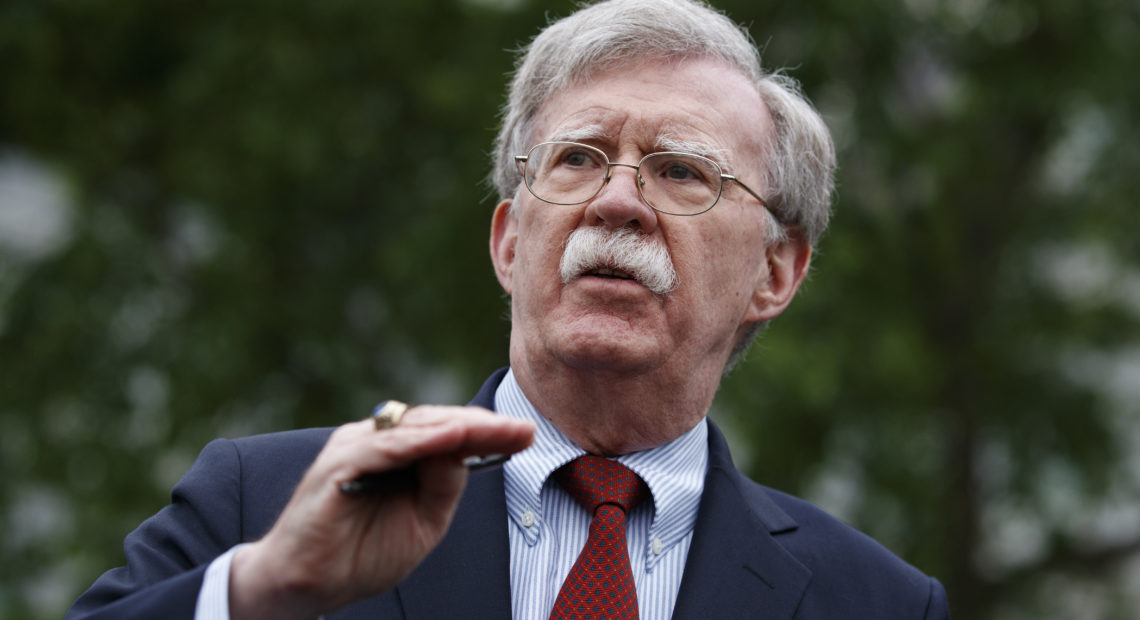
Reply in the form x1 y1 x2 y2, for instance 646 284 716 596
1 0 1137 618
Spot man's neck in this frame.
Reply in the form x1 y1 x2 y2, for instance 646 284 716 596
508 352 719 456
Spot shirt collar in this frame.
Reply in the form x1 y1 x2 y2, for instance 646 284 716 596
495 367 708 563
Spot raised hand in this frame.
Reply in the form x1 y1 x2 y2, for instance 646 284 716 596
227 405 534 619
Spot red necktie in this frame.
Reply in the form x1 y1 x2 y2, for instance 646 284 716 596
550 455 650 620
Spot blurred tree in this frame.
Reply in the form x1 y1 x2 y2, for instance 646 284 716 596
0 0 1136 618
715 0 1140 618
0 0 577 615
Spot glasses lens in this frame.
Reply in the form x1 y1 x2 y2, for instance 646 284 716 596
525 142 608 205
639 152 723 215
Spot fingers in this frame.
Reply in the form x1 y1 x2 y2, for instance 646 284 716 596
320 406 533 493
341 406 533 470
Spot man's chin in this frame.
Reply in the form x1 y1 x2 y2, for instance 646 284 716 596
544 317 667 374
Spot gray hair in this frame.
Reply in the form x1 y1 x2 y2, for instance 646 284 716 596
491 0 836 247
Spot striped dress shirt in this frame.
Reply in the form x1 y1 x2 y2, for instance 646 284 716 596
495 369 708 620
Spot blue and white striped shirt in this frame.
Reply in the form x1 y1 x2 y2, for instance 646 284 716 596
495 369 708 620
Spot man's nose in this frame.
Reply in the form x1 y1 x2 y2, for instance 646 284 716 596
582 163 660 234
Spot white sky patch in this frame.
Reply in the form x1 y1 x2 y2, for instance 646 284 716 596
1041 104 1111 197
1035 241 1140 315
977 498 1048 577
1061 346 1140 408
0 152 75 262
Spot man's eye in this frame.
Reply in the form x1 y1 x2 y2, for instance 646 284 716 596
561 150 595 167
565 152 586 166
666 164 695 180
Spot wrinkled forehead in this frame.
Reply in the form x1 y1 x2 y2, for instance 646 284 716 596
540 121 734 169
528 57 773 173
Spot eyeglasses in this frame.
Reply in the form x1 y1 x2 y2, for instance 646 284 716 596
514 141 768 216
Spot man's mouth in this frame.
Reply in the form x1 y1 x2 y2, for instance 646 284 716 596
559 227 678 295
587 267 637 281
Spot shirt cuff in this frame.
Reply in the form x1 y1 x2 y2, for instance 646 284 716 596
194 544 246 620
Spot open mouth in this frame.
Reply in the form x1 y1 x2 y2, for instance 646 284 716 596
587 267 637 281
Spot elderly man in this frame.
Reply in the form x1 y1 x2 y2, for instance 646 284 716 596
69 0 950 618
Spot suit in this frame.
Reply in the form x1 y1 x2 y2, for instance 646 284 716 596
68 368 950 619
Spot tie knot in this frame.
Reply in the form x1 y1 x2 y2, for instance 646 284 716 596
554 455 649 514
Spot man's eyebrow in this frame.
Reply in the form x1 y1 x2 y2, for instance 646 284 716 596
655 135 730 169
547 124 609 143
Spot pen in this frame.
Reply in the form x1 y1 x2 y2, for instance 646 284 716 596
338 454 510 495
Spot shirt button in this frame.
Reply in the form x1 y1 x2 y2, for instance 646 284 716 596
651 538 663 555
521 511 536 528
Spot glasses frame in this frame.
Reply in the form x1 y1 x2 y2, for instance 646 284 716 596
514 141 769 217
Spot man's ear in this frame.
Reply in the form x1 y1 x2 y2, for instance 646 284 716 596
744 231 812 323
489 199 517 295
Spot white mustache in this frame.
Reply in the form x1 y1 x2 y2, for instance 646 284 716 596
559 227 678 295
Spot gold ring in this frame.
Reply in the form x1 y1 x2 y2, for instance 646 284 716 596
372 400 409 430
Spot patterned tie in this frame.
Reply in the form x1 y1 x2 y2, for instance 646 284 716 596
550 455 650 620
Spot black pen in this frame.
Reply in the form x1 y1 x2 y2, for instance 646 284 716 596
339 454 510 495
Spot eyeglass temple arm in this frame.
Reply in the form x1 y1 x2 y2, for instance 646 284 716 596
722 174 768 209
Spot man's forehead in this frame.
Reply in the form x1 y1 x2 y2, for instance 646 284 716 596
543 118 734 170
529 58 769 170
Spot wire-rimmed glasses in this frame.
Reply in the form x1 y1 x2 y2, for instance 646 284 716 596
514 141 768 216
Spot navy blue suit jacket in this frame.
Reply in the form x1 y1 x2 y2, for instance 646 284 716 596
69 369 950 619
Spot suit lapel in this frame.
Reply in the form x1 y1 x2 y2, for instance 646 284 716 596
393 466 513 618
671 423 812 619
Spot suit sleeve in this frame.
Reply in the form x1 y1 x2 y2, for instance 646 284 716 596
924 577 951 619
66 438 246 620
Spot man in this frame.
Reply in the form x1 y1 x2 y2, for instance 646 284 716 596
69 0 950 618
